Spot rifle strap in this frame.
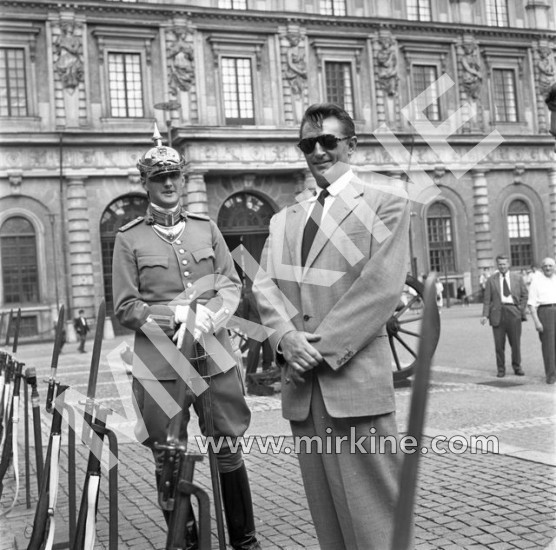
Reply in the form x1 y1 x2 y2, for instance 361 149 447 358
84 475 100 550
0 394 20 517
43 434 62 550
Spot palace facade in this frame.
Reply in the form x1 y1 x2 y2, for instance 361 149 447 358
1 0 555 339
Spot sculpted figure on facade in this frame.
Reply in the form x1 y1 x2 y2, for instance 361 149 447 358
376 30 399 96
284 30 307 122
460 37 482 100
168 28 195 95
536 45 556 97
54 22 84 92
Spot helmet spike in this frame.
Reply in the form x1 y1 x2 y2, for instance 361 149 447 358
152 121 163 147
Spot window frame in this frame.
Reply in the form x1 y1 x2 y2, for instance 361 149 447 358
411 63 442 122
400 44 449 127
218 0 248 8
426 202 456 274
207 34 266 126
406 0 432 22
220 56 255 125
0 210 47 308
485 0 510 27
106 51 145 118
482 46 526 128
324 60 355 118
92 26 156 123
506 198 534 269
311 38 364 121
320 0 347 16
491 67 518 123
0 22 40 121
0 47 28 117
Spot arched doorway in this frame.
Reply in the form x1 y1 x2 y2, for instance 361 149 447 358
100 194 148 333
217 191 275 287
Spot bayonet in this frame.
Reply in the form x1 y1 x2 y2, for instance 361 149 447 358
72 301 106 550
46 305 65 413
27 383 68 550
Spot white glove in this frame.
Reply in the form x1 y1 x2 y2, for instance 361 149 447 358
174 304 190 324
194 304 214 340
172 304 215 348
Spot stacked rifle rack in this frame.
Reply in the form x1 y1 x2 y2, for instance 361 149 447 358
0 302 212 550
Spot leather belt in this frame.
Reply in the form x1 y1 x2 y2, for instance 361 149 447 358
538 304 556 308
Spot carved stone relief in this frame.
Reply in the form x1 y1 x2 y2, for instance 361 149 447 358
167 27 195 95
53 22 84 92
459 35 483 100
375 29 399 97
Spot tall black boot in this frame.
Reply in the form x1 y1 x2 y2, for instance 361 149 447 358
220 464 261 550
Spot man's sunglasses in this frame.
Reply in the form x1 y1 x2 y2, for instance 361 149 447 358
296 134 352 154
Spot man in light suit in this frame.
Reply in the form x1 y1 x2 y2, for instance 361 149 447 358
481 254 528 377
253 103 410 550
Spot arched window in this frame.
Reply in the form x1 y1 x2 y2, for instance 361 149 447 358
0 216 39 303
507 199 533 268
217 192 275 288
218 192 274 234
427 202 455 273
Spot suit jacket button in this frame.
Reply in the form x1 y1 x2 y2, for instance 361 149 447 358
303 314 311 321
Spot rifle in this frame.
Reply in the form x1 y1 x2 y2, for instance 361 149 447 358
26 383 68 550
25 368 44 486
0 308 22 507
391 274 440 550
72 300 107 550
155 304 211 550
47 305 65 414
0 309 14 449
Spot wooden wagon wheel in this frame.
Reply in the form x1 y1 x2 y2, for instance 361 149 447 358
388 274 441 384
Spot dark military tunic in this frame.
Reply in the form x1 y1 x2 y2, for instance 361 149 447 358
112 212 250 446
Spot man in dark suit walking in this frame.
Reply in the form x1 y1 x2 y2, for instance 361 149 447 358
73 309 89 353
481 255 528 377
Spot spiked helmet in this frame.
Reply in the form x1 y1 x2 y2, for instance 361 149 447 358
137 122 185 180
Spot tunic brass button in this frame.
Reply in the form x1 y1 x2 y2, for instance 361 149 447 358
182 259 188 265
179 249 185 254
186 282 192 288
183 271 190 277
176 240 182 245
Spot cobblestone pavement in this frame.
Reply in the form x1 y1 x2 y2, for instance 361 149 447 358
1 304 555 549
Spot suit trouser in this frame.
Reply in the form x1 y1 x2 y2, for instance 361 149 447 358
492 304 522 372
246 338 273 377
537 306 556 380
290 378 405 550
77 334 86 352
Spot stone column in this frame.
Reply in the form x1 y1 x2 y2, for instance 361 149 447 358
186 170 208 214
472 170 494 269
66 176 95 319
549 167 556 258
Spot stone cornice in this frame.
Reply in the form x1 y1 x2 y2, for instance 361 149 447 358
1 1 555 41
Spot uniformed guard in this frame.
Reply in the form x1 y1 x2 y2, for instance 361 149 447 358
112 125 261 550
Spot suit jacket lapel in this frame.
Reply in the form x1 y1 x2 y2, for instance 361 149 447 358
285 190 312 270
303 183 363 272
